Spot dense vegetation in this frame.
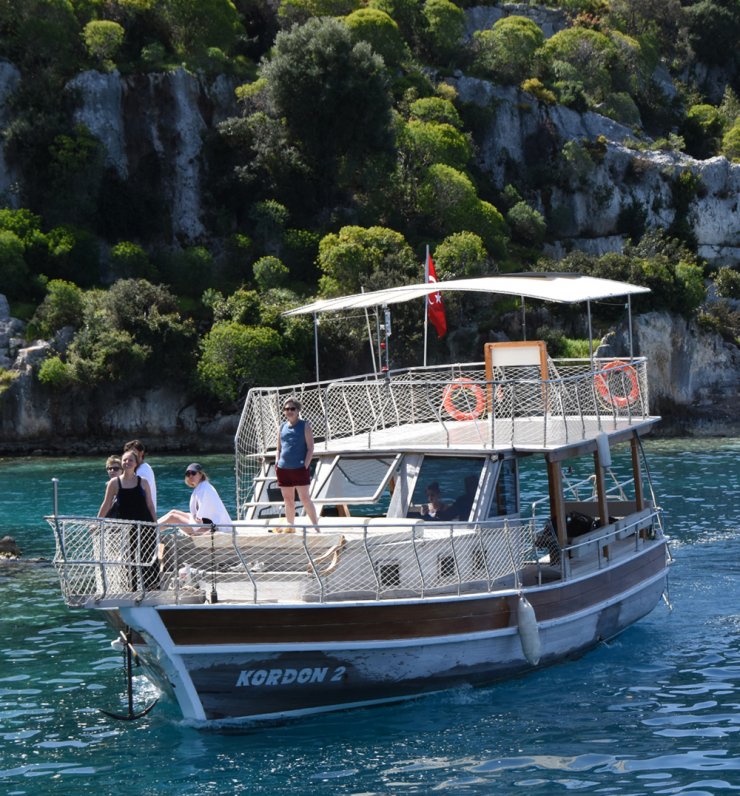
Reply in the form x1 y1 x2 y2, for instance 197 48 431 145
1 0 739 407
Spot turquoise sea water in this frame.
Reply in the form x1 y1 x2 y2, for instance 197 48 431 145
1 440 739 796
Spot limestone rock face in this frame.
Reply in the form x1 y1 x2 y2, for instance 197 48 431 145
67 68 237 244
450 80 740 268
0 61 21 206
599 312 740 434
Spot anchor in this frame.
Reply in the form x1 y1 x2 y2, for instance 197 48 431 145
100 628 159 721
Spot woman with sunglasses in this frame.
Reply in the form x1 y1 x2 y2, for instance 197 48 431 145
157 463 231 535
276 398 319 528
98 448 158 590
105 455 122 479
98 449 156 523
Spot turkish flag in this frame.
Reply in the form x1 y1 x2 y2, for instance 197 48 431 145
426 252 447 338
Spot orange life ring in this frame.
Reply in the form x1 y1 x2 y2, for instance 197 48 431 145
442 378 485 421
595 361 639 408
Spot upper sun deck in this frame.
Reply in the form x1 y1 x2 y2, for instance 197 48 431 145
235 351 658 513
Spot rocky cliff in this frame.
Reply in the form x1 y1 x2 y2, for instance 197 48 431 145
1 294 737 453
66 67 237 244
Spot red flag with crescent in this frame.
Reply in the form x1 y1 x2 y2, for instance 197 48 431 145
426 252 447 338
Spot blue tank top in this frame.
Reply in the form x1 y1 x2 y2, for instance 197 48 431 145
278 419 307 468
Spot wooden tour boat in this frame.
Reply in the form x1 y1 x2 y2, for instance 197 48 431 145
48 274 672 724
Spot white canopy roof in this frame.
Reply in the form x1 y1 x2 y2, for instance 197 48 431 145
283 274 650 316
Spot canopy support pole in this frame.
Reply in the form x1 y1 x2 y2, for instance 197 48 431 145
361 287 378 375
313 313 320 382
627 296 634 360
521 296 526 340
423 245 430 367
587 301 594 363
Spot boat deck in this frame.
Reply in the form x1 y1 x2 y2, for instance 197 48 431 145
315 415 659 454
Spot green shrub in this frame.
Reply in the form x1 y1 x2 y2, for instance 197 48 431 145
344 8 408 69
197 322 295 402
402 119 472 170
110 241 157 281
29 279 84 338
521 78 557 105
697 299 740 344
368 0 425 50
722 118 740 162
0 230 30 300
419 164 508 257
472 16 544 84
318 225 417 296
278 0 361 26
506 202 547 246
37 355 73 387
253 256 289 291
208 288 262 325
82 20 125 67
421 0 465 65
432 232 489 279
0 368 18 395
602 91 641 126
160 0 242 56
714 266 740 299
682 103 724 159
408 97 463 129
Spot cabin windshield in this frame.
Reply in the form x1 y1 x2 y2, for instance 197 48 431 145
313 455 401 505
407 456 485 522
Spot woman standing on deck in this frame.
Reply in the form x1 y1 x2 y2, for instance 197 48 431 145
276 398 320 528
98 448 158 590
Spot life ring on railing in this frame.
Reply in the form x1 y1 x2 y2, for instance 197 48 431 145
594 361 639 408
442 378 485 421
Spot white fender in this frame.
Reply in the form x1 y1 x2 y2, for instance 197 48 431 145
596 431 612 468
517 596 541 666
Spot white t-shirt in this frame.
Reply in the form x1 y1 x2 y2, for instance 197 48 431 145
136 461 157 514
189 480 232 531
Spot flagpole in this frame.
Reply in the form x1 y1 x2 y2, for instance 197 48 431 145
423 245 429 367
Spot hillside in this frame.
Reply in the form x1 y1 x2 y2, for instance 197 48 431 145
0 0 739 447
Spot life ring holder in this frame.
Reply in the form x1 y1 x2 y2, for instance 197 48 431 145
442 378 485 421
594 361 639 409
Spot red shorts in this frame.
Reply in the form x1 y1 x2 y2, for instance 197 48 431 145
276 466 310 487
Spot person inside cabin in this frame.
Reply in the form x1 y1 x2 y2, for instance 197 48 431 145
276 397 320 528
123 439 157 515
439 475 478 521
98 448 158 590
420 482 449 520
158 463 232 535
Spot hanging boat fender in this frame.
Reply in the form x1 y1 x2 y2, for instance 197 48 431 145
595 431 612 468
517 595 541 666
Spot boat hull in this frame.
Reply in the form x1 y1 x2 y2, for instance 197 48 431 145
118 542 668 722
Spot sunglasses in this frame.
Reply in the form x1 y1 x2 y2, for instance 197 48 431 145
107 466 121 472
284 406 297 412
185 470 200 477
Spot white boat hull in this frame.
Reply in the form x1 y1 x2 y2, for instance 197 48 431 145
118 543 668 723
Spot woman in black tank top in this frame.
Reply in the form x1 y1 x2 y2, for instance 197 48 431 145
98 449 158 590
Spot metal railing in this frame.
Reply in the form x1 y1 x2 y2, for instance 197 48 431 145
235 358 650 519
49 516 538 606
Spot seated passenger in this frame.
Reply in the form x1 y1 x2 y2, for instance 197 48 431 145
158 463 232 535
437 475 478 522
420 482 449 520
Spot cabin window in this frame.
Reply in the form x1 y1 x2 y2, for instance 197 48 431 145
313 455 400 510
438 555 456 580
378 562 401 589
408 456 482 521
472 548 487 576
489 459 518 517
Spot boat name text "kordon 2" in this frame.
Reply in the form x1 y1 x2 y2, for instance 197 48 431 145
236 666 346 687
